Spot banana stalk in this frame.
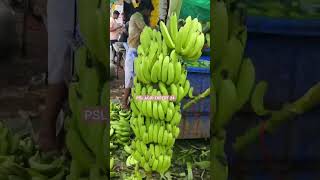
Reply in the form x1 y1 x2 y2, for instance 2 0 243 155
182 88 210 110
233 82 320 153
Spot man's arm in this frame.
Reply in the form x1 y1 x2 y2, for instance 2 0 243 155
110 20 122 32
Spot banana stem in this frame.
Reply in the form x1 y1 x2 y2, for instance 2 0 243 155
233 82 320 153
183 88 210 110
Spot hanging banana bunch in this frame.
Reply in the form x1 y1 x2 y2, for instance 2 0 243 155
126 14 205 177
212 0 255 179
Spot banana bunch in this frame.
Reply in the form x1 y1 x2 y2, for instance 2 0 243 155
212 0 253 134
129 15 204 176
110 110 132 145
129 116 180 147
77 0 107 66
139 15 205 62
130 81 192 121
0 122 20 156
130 140 172 174
212 1 259 180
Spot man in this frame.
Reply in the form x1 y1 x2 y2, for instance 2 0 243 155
39 0 75 152
110 10 122 62
122 1 152 109
110 10 122 45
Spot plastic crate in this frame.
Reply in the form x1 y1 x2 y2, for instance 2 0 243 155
179 112 210 139
181 56 210 114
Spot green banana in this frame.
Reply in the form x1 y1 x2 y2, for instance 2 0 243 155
174 62 182 83
170 84 178 102
251 81 270 116
152 102 159 120
160 21 175 49
162 130 168 146
213 79 238 133
166 62 175 85
148 124 154 142
153 123 159 143
213 0 229 63
158 103 165 120
235 58 255 111
158 126 164 144
151 60 160 83
161 56 170 83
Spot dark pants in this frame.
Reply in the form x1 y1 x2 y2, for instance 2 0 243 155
110 40 118 61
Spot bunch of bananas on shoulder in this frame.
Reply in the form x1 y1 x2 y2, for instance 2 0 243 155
127 14 205 176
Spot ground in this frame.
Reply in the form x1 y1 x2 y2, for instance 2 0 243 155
0 14 47 134
110 65 125 103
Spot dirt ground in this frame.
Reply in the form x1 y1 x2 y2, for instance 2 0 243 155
0 14 47 132
110 63 125 103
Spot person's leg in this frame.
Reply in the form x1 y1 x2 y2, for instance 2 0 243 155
39 84 67 151
39 0 74 152
122 48 136 109
111 40 117 62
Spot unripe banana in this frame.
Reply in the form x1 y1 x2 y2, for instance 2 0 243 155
167 133 174 147
157 156 164 173
130 101 140 116
183 80 190 97
173 127 180 138
172 111 181 125
142 100 147 116
166 108 174 122
169 13 178 44
158 54 164 79
219 36 244 81
147 100 153 117
148 124 154 142
160 21 175 49
170 50 178 63
158 103 165 120
143 132 149 144
162 156 171 173
151 60 160 83
188 87 194 98
188 33 205 58
152 101 159 119
166 62 175 85
152 159 159 171
178 71 187 86
162 40 168 56
155 145 160 157
175 27 184 54
161 56 170 83
181 32 198 56
213 0 229 62
181 16 192 48
213 79 238 133
153 123 159 143
162 130 169 146
177 85 185 102
158 126 164 144
251 81 270 116
235 58 255 111
174 62 182 83
170 84 178 102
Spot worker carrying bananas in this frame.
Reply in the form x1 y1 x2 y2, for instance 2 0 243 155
122 0 153 109
39 0 76 152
